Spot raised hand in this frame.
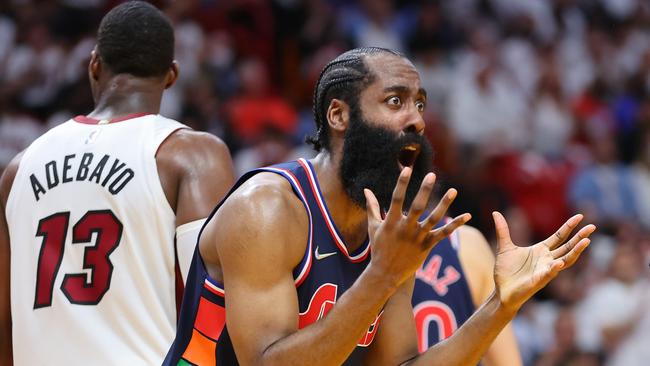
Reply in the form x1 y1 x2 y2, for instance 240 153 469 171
492 212 596 311
364 167 471 288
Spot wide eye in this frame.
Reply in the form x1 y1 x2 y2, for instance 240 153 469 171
387 96 401 107
415 100 425 112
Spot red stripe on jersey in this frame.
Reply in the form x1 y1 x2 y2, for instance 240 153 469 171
203 280 224 297
73 112 152 125
195 297 226 341
264 166 313 287
297 159 370 263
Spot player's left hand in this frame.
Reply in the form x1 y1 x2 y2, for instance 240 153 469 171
491 212 596 311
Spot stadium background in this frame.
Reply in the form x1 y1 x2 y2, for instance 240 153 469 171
0 0 649 365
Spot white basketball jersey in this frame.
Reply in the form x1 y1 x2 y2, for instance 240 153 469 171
6 113 187 365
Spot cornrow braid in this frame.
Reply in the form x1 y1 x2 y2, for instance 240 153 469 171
306 47 404 152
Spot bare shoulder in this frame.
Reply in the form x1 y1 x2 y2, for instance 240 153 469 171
457 225 495 304
200 172 309 276
457 225 494 262
156 129 232 169
0 152 24 205
155 129 235 222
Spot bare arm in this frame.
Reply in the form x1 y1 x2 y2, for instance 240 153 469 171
409 213 595 365
208 169 468 365
0 153 22 366
156 129 235 226
366 212 595 365
458 225 522 366
157 130 234 281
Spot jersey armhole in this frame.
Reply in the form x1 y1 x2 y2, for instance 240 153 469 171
259 166 313 287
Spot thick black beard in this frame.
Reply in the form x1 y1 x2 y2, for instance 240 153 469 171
340 106 434 212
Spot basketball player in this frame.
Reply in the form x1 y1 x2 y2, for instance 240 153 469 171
164 47 595 365
0 2 234 365
413 223 522 365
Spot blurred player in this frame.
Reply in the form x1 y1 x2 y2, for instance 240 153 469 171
413 222 522 365
0 2 234 365
164 47 595 365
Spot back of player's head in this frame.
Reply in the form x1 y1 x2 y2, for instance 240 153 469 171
97 1 174 78
307 47 405 152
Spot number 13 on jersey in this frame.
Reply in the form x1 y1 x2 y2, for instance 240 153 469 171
34 210 123 308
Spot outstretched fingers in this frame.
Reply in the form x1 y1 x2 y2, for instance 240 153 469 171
386 167 412 222
421 188 458 231
493 211 514 253
364 188 382 226
551 224 596 259
406 173 436 224
543 214 584 250
425 213 471 247
551 238 591 272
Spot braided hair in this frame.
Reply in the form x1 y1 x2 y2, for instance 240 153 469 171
306 47 404 152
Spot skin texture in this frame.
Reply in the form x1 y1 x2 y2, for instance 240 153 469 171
0 47 234 366
195 52 596 366
458 225 522 366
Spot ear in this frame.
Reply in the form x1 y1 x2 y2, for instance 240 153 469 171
164 61 180 89
326 98 350 134
88 48 101 81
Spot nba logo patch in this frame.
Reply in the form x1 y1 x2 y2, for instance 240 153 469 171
85 129 101 144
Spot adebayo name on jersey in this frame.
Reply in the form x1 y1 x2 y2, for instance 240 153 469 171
29 152 135 201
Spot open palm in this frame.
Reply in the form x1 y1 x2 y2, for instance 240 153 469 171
492 212 596 311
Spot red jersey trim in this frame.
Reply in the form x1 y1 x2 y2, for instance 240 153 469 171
297 159 370 263
203 279 224 297
73 112 153 125
264 166 314 287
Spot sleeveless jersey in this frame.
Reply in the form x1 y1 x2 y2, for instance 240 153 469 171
411 222 475 353
6 113 187 365
164 158 381 366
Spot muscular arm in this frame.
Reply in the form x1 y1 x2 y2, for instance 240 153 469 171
156 129 234 227
157 129 234 281
366 226 522 366
366 211 593 366
206 174 400 365
458 225 522 366
366 280 517 365
0 153 22 365
207 168 470 365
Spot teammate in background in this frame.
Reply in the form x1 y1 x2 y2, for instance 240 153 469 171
0 2 234 365
413 223 522 365
165 47 595 365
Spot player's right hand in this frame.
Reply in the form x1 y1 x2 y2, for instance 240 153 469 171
364 167 471 288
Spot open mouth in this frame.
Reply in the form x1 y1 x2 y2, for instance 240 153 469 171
398 143 421 170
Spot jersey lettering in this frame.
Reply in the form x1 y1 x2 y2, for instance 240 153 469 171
415 254 461 296
33 210 123 307
413 301 457 352
298 283 382 347
34 212 70 308
29 153 135 201
298 283 338 329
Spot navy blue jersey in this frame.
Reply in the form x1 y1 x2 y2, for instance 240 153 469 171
411 222 475 353
164 159 380 365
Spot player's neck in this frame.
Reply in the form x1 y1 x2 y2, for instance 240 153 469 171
89 74 163 120
310 152 369 252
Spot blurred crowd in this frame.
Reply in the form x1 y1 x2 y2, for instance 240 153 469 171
1 0 649 365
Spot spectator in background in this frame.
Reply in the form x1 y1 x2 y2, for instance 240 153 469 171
631 125 650 230
534 305 600 366
529 46 574 160
340 0 413 52
225 57 297 149
568 127 638 232
0 99 43 172
448 25 528 152
576 240 650 366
